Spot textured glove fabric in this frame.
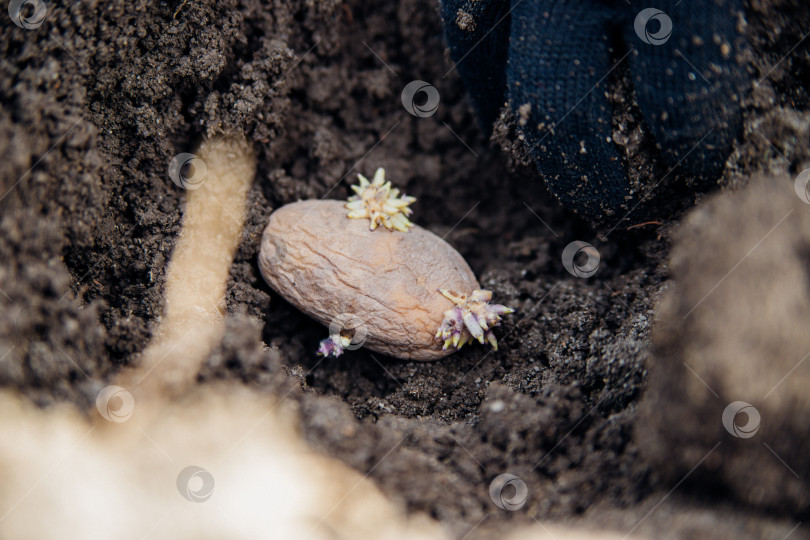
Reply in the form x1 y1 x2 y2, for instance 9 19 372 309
440 0 511 132
441 0 748 220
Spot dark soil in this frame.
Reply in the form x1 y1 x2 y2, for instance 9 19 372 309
1 0 808 538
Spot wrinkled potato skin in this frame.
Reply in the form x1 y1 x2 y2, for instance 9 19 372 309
258 200 480 360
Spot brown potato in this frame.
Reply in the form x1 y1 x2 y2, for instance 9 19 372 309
258 200 480 360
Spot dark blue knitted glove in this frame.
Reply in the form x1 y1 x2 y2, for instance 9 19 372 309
441 0 748 220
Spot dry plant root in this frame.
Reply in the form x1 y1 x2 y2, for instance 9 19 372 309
122 134 256 397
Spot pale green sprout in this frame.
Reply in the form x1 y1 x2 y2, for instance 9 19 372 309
345 168 416 232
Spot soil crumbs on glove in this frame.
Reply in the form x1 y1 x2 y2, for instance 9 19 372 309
0 0 807 538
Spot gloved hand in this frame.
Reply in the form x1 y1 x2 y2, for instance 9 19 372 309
440 0 748 220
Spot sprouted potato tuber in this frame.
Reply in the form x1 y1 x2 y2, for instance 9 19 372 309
258 169 513 361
